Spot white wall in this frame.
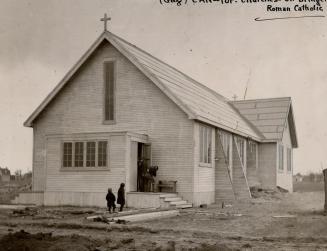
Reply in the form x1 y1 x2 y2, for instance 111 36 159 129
193 122 215 206
276 120 293 192
32 41 194 203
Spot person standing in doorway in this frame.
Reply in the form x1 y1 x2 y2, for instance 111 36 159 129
117 183 125 212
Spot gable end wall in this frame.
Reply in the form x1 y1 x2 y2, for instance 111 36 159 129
276 120 293 192
32 40 194 203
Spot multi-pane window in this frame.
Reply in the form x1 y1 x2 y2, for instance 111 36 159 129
74 142 84 167
86 142 96 167
98 141 108 167
104 61 115 121
63 142 72 167
199 125 212 164
62 141 108 168
287 148 292 172
279 144 284 171
249 141 257 153
247 141 258 171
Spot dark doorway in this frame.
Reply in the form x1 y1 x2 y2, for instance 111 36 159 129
137 143 152 192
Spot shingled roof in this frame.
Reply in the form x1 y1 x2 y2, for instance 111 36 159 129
231 97 298 148
25 31 298 143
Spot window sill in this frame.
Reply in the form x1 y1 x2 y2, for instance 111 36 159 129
103 120 116 125
199 162 212 168
60 167 109 172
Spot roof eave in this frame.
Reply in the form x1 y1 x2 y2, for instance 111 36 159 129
195 116 263 142
288 103 299 148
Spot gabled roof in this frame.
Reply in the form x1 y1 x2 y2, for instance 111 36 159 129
24 31 264 140
231 97 298 148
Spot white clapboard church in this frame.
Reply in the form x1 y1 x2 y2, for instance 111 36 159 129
14 15 298 208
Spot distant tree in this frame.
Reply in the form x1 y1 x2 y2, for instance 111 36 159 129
308 172 315 182
14 170 22 179
23 171 32 179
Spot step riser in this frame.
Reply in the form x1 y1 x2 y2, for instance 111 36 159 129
164 197 182 202
159 194 192 209
169 201 187 206
175 204 192 209
159 194 178 198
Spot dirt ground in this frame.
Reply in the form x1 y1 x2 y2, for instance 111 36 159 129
0 191 326 251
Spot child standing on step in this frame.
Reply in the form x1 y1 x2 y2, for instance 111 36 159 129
106 188 116 213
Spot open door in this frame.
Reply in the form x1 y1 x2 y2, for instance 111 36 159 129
128 141 138 192
137 143 152 192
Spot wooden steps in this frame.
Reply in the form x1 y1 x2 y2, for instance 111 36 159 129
159 193 193 209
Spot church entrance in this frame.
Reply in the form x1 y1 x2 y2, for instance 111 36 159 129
137 143 156 192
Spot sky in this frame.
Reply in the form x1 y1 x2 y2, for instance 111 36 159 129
0 0 326 175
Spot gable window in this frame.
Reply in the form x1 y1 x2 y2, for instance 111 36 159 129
62 140 108 169
104 61 115 121
287 148 292 172
278 144 284 171
199 124 212 165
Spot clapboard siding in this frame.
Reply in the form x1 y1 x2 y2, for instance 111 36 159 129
32 40 194 200
276 120 293 192
33 125 46 191
258 143 277 189
246 142 259 187
192 122 215 205
45 134 126 193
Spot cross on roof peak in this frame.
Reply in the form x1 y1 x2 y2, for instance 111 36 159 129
100 13 111 31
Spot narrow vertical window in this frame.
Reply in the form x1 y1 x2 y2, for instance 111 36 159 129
200 126 204 163
236 137 245 165
104 61 115 121
279 144 284 171
199 124 212 165
98 141 108 167
63 142 72 167
287 148 292 172
207 128 212 164
74 142 84 167
86 142 96 167
204 127 208 163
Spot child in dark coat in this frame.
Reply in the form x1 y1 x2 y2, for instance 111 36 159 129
117 183 125 212
106 188 116 213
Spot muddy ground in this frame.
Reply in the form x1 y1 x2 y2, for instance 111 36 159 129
0 191 326 250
